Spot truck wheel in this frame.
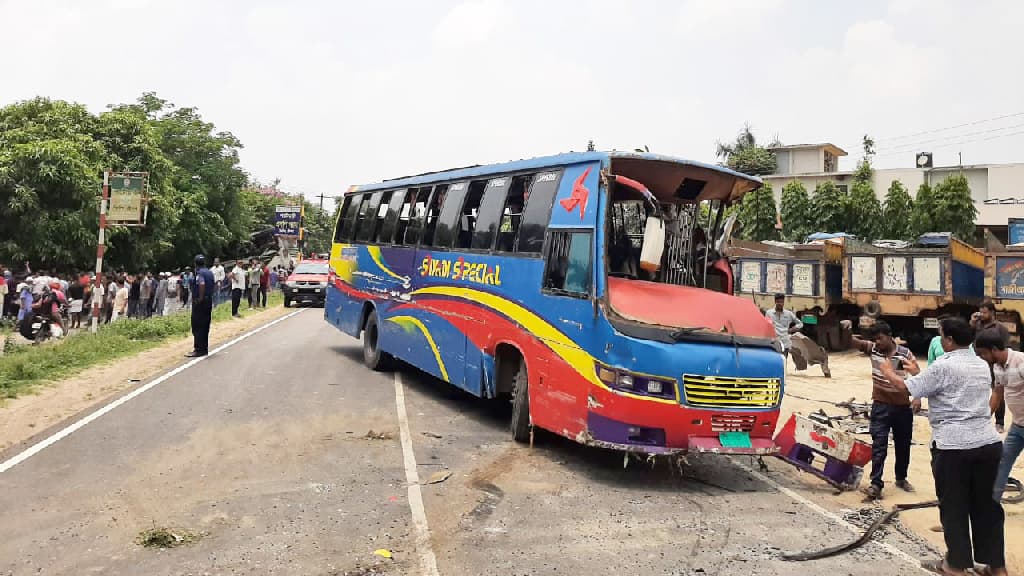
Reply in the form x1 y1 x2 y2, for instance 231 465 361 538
362 309 391 371
510 358 531 442
864 300 882 318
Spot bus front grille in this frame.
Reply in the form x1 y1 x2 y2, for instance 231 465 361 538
682 375 781 408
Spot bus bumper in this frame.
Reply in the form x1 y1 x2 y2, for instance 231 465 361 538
687 436 779 455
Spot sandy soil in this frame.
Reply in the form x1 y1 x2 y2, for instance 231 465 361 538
781 351 1024 572
0 304 294 453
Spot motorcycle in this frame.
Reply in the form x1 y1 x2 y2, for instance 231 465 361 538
19 311 61 343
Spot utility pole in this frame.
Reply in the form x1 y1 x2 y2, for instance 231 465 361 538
315 192 328 212
91 170 110 333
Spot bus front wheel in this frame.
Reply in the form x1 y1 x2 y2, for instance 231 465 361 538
510 358 531 442
362 309 391 371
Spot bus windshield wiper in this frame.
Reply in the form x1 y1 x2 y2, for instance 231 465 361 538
670 326 708 341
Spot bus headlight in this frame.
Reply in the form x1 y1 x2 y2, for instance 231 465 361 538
595 362 675 399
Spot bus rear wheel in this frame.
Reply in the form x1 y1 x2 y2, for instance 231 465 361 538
362 309 391 371
510 358 531 442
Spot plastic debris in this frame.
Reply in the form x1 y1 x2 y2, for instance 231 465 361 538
425 470 452 485
373 548 393 559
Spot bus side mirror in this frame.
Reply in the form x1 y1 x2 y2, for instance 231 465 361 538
640 217 665 273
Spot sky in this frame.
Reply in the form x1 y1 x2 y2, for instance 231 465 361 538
1 0 1022 202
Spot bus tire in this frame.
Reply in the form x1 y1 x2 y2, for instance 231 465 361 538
362 309 391 371
510 358 531 443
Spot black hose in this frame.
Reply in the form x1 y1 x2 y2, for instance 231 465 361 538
782 500 939 561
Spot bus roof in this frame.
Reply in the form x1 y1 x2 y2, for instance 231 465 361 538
346 151 762 197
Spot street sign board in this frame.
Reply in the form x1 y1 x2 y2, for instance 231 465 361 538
108 172 148 224
275 205 301 236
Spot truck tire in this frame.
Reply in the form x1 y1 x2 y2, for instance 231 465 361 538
510 358 531 443
864 300 882 318
362 309 391 371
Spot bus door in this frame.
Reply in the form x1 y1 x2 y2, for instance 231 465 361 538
529 163 601 430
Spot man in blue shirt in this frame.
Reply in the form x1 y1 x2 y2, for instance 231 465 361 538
187 255 216 357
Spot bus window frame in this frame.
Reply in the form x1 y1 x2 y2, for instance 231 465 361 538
470 176 513 251
355 191 385 243
335 195 358 242
515 169 564 256
541 228 594 299
377 188 408 245
430 181 469 249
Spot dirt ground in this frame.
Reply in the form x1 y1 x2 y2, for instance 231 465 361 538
0 304 294 453
781 350 1024 573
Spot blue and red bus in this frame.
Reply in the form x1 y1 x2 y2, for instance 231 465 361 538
326 151 782 455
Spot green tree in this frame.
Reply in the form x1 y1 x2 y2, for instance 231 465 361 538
0 98 106 271
811 180 847 233
932 174 977 241
715 123 777 176
846 180 883 240
910 182 937 237
881 180 914 240
736 182 779 241
779 180 813 242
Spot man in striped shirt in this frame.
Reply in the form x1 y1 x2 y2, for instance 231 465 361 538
852 320 921 500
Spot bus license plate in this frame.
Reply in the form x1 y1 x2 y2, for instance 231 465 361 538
719 431 752 449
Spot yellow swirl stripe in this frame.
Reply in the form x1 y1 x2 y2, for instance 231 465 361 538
411 285 678 405
386 315 449 382
367 246 408 283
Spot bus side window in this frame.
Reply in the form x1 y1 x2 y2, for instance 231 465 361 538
420 185 448 246
335 195 359 242
431 182 467 248
543 230 592 297
377 189 406 244
517 170 562 254
369 191 393 243
351 194 374 243
457 180 488 249
356 192 384 242
403 187 432 245
393 190 416 245
471 176 513 251
495 175 531 252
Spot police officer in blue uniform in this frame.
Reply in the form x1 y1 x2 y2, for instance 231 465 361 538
187 254 216 357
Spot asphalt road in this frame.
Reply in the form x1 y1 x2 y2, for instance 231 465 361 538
0 310 934 576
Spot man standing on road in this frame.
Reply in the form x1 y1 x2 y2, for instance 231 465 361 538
852 321 920 500
187 255 215 358
247 260 260 309
972 301 1009 432
879 318 1006 576
765 294 803 362
257 261 269 308
112 278 129 322
974 329 1024 504
155 272 168 317
230 260 245 318
211 258 225 306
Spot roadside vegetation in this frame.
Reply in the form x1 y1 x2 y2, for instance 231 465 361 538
0 292 284 399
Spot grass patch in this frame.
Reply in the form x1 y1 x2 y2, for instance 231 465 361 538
0 291 284 399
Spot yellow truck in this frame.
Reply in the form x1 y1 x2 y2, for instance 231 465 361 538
984 239 1024 350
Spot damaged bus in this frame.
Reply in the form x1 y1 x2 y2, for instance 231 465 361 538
326 151 782 455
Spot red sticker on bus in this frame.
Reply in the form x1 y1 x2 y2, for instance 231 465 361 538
559 167 591 221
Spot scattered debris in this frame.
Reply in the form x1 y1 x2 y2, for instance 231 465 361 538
364 430 393 440
372 548 393 559
425 470 452 485
783 500 938 561
421 431 443 439
136 526 205 548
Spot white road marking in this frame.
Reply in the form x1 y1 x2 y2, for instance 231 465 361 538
0 309 305 474
394 372 442 576
731 458 933 574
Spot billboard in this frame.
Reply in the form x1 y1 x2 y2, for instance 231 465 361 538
108 173 148 223
275 205 301 236
996 257 1024 299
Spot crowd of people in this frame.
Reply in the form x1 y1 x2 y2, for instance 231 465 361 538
768 294 1019 576
1 258 293 339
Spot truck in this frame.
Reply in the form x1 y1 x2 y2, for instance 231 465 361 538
984 235 1024 350
730 238 853 350
843 234 985 349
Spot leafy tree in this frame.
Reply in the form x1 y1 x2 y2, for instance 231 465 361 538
910 182 937 237
736 182 779 241
715 123 777 176
932 174 977 241
846 180 883 240
779 180 813 242
811 180 847 233
881 180 914 240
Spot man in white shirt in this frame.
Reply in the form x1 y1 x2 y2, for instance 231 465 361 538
974 328 1024 504
765 293 803 359
211 259 226 306
230 262 246 318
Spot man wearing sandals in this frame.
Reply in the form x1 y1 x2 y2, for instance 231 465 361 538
852 321 920 500
974 328 1024 505
880 317 1006 576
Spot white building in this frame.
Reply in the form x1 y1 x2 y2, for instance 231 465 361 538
761 143 1024 241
